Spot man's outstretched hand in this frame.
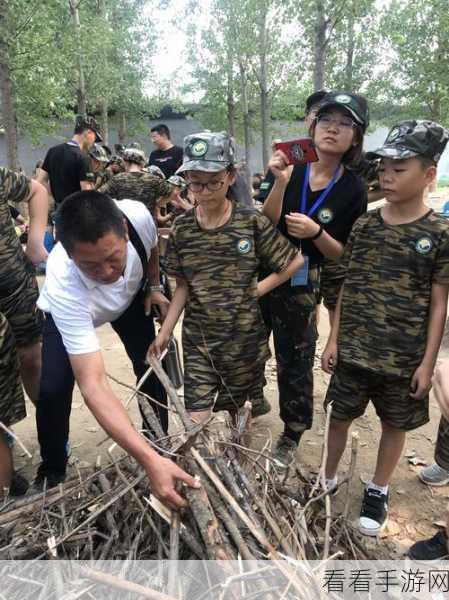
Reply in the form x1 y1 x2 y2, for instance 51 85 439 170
145 455 200 509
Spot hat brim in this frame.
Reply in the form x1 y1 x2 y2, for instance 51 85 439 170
176 160 231 174
317 102 365 128
365 146 418 160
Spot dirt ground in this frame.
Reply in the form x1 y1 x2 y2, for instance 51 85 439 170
11 191 449 559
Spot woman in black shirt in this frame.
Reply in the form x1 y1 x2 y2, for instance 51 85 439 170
262 92 369 465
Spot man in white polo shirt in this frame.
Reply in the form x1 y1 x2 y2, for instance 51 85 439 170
35 190 198 508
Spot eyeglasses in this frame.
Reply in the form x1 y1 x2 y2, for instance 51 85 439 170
316 114 356 130
186 180 226 192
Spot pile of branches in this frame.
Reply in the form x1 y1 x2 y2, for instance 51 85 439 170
0 357 374 599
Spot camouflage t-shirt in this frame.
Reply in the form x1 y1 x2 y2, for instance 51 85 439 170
0 168 31 296
165 202 298 365
338 208 449 377
99 171 171 216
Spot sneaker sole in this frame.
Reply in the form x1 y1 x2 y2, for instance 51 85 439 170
358 516 388 537
418 473 449 487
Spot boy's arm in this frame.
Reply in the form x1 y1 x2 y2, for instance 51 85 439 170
321 285 344 374
149 277 188 358
410 282 449 399
257 252 303 297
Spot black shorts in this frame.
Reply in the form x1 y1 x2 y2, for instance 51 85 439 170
324 361 429 431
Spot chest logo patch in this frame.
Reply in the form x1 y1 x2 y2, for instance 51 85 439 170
415 237 433 254
318 208 333 224
237 238 252 254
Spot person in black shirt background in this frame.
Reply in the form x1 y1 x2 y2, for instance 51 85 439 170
148 124 183 179
262 92 368 467
37 115 102 206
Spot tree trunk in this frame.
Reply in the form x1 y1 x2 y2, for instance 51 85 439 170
101 100 109 146
0 2 19 170
69 0 87 114
118 111 127 144
343 11 355 90
313 0 327 91
258 4 269 170
239 60 251 182
226 48 236 137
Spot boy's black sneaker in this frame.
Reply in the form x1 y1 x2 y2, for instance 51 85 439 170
33 468 66 492
10 472 29 496
358 487 389 536
408 529 449 563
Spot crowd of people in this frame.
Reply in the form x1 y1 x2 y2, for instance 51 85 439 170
2 91 449 562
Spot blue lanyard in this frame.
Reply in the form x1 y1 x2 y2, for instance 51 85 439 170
300 162 341 216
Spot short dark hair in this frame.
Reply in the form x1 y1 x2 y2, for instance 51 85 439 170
150 124 170 139
56 191 127 254
416 156 437 169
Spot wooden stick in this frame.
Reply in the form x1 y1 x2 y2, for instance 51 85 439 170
0 421 32 458
79 567 177 600
343 431 359 520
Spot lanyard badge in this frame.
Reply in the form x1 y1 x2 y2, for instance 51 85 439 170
291 163 340 287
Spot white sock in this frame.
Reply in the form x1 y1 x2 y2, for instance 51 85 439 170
367 481 388 495
325 476 338 490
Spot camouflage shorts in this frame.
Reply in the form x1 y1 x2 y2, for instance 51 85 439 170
435 416 449 471
317 260 345 310
0 274 43 347
0 311 26 427
325 361 429 431
183 345 265 414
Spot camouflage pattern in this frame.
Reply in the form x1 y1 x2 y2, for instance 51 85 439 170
338 208 449 377
366 120 449 163
0 311 25 427
177 131 235 174
89 143 109 164
325 361 429 430
99 171 171 217
263 266 320 431
317 92 370 131
318 259 345 310
75 114 102 142
144 165 165 179
0 168 33 295
167 175 187 190
164 202 298 413
122 146 147 166
93 169 111 190
435 416 449 470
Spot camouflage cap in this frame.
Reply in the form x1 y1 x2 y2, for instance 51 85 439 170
317 92 369 131
177 131 236 174
167 175 187 189
88 143 109 163
366 120 449 164
122 146 147 165
75 114 102 142
144 165 166 179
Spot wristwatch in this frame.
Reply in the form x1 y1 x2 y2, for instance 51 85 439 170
149 284 164 293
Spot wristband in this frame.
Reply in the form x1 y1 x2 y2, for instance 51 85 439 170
310 225 323 241
149 284 164 293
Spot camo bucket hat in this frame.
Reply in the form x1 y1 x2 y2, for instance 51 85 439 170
177 131 236 174
366 120 449 164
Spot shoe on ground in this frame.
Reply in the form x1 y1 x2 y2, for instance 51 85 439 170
272 435 298 467
419 463 449 487
408 529 449 563
10 471 29 496
358 487 389 536
251 396 272 418
33 468 66 492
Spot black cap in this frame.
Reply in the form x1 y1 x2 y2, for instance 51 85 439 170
316 92 370 132
366 120 449 164
75 115 103 143
306 90 328 113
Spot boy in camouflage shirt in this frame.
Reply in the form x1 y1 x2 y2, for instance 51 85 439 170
321 120 449 536
150 132 303 421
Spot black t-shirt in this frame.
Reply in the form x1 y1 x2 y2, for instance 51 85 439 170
278 164 367 265
148 145 183 178
42 142 90 204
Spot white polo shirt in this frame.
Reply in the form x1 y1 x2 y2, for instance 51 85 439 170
38 199 157 355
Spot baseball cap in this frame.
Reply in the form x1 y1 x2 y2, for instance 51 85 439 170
366 120 449 164
167 175 187 189
122 146 147 165
75 114 103 142
177 132 236 174
88 143 109 163
306 90 327 114
316 92 370 132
